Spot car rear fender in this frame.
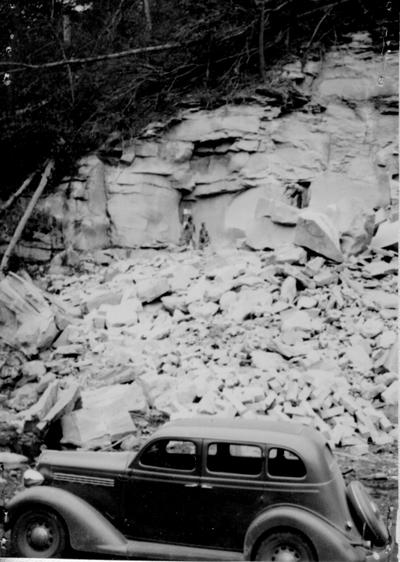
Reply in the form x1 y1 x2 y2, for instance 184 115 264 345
244 505 365 562
6 486 128 555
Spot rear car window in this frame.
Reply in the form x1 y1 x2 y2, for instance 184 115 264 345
139 439 197 471
207 442 262 475
267 448 306 478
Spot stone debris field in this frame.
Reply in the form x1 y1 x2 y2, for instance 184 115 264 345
0 31 398 461
0 230 397 457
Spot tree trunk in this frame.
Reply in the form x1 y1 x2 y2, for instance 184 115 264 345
0 171 36 214
0 160 54 276
259 0 267 82
143 0 152 34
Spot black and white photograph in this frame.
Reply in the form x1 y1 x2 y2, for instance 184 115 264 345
0 1 398 561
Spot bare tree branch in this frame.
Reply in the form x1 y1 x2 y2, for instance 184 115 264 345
0 42 185 73
0 171 36 214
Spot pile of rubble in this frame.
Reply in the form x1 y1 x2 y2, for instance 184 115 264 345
0 219 397 457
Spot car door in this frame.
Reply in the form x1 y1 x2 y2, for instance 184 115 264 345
196 440 267 550
122 437 201 544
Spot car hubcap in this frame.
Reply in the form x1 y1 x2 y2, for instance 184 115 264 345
272 545 300 562
27 523 53 550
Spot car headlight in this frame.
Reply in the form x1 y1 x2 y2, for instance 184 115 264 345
23 468 44 488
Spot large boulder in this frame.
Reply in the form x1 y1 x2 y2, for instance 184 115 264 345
294 210 343 262
0 273 58 355
61 383 147 448
246 217 295 251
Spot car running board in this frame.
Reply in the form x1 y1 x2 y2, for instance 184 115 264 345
97 538 243 560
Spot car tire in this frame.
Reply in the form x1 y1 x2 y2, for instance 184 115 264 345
254 530 315 561
11 508 67 558
347 481 389 547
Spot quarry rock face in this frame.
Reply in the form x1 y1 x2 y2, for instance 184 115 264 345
8 33 396 260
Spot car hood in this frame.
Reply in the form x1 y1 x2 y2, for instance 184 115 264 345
38 449 136 474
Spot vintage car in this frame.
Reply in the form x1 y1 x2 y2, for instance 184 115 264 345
3 417 392 561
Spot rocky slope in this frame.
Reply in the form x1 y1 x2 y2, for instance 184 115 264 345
0 236 397 457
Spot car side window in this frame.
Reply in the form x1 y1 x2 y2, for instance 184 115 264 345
139 439 197 471
206 442 262 476
267 447 306 478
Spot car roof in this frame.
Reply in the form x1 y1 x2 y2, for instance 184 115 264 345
152 416 326 452
150 417 334 481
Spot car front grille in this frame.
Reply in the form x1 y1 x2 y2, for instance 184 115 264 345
53 472 115 487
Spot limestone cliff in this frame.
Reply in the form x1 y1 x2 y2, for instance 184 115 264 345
6 33 398 260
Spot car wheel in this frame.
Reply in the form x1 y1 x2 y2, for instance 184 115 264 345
11 508 67 558
255 530 315 562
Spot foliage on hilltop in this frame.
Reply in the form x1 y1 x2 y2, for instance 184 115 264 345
0 0 397 196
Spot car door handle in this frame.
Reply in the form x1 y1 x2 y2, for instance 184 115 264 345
184 482 199 488
201 483 213 489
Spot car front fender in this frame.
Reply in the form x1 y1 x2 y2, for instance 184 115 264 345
6 486 128 556
243 505 365 562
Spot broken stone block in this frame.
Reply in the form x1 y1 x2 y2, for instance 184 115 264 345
21 360 46 381
37 372 57 393
281 310 313 332
61 383 146 448
92 314 106 329
371 220 399 250
363 290 397 309
346 344 373 371
297 296 317 309
9 383 40 412
161 295 186 313
294 210 343 262
314 269 338 287
219 291 238 311
20 381 60 429
169 264 199 291
361 318 384 339
383 341 398 373
196 392 218 415
305 257 325 275
273 244 307 265
268 200 300 226
188 301 219 319
136 277 170 303
364 261 397 277
37 383 81 432
85 290 123 312
340 208 375 256
251 350 285 372
280 276 297 303
223 388 247 415
185 280 208 303
52 344 83 357
105 300 141 328
0 273 59 356
246 217 295 250
377 330 397 349
241 386 266 404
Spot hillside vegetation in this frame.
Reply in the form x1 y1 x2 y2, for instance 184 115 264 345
0 0 397 196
